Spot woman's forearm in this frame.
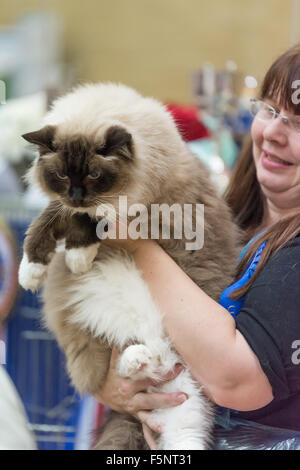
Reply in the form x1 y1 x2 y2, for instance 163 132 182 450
132 241 237 386
131 240 273 410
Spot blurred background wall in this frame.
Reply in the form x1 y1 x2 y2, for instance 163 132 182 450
1 0 298 103
1 0 300 450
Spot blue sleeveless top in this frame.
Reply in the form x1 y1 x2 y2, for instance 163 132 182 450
219 234 267 318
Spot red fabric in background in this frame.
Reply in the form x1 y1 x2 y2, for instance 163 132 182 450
166 103 210 142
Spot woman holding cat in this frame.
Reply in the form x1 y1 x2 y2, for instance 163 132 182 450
98 44 300 447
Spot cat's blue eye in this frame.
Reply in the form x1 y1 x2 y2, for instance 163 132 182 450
55 171 68 180
88 171 101 179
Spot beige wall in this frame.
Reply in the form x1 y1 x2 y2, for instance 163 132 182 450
0 0 297 103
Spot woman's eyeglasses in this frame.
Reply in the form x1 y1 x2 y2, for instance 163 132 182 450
250 98 300 134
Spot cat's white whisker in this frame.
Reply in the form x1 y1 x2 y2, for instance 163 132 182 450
41 205 65 233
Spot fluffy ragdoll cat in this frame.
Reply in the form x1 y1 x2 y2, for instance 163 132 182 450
19 83 239 450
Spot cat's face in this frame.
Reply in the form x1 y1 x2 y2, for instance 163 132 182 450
23 125 134 210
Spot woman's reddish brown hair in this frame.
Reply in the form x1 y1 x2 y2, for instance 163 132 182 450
224 44 300 299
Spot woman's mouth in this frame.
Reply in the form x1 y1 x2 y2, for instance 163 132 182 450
262 150 294 170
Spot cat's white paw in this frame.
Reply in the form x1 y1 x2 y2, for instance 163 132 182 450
18 253 47 292
65 243 99 274
118 345 153 378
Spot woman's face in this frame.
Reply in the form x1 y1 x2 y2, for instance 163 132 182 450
251 98 300 211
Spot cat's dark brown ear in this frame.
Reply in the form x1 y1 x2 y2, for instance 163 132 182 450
102 126 133 160
22 125 57 154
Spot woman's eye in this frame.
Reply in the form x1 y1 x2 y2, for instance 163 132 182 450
55 172 68 180
262 104 275 117
88 171 101 179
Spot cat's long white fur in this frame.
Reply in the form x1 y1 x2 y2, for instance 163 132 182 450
44 249 214 450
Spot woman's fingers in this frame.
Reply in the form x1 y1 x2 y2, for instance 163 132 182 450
109 347 121 368
119 363 185 396
97 350 187 416
142 423 158 450
131 391 188 412
152 363 185 384
137 411 163 434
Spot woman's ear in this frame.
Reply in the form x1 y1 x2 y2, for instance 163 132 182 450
22 125 57 153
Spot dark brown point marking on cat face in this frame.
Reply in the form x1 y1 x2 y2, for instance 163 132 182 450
22 126 57 155
100 126 133 160
29 125 135 208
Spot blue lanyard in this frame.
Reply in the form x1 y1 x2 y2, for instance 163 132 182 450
219 234 267 318
217 233 267 417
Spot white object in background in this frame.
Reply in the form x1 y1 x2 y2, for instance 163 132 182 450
0 28 21 91
0 159 21 194
14 11 64 98
0 365 37 450
240 76 258 108
0 92 47 164
23 183 49 210
202 62 215 97
244 76 258 89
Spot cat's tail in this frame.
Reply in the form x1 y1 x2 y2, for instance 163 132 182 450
93 410 149 450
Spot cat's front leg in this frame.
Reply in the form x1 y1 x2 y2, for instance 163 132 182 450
19 200 65 292
19 253 49 292
65 213 100 274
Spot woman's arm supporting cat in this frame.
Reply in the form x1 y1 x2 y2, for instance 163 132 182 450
129 239 273 412
101 237 273 414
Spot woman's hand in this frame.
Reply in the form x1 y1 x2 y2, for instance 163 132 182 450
142 423 159 450
95 348 188 435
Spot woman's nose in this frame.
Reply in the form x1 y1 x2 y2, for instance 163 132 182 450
262 116 289 145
